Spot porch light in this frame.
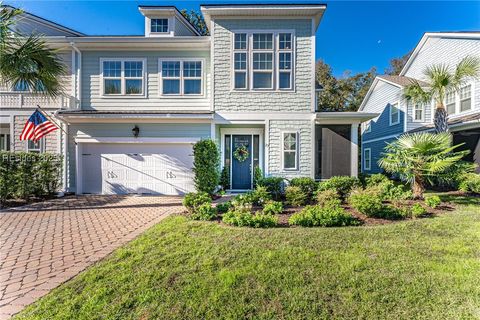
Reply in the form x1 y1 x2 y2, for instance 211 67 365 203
132 125 140 138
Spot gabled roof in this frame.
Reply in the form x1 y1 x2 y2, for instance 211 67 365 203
137 5 201 36
377 75 428 87
400 31 480 76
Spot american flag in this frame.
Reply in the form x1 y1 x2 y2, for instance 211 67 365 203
20 110 58 142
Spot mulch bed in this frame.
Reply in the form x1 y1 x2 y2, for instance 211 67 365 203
0 195 59 210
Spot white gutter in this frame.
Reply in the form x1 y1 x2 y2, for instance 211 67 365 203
70 42 81 109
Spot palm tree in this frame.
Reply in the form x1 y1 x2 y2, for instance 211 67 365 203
0 5 66 97
404 57 480 133
378 133 468 199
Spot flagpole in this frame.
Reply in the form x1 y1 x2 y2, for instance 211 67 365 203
36 104 77 145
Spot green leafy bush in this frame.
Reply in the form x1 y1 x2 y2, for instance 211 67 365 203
348 187 384 217
192 139 220 195
459 173 480 194
365 173 390 187
253 166 263 188
231 194 254 209
318 176 361 200
183 192 211 213
257 176 284 200
289 205 359 227
262 201 283 215
429 160 477 190
383 184 412 201
411 203 427 218
222 208 278 228
0 152 62 203
216 201 232 213
285 186 307 206
315 189 341 207
250 186 271 206
219 166 230 191
290 177 317 200
424 195 441 208
191 203 217 221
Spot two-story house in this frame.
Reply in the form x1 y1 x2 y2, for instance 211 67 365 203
4 4 376 195
360 32 480 173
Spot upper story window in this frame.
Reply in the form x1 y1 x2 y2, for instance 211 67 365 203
446 91 456 115
233 31 294 91
445 83 473 115
101 59 145 96
413 102 425 122
460 84 472 112
159 59 203 96
389 102 400 125
151 18 168 33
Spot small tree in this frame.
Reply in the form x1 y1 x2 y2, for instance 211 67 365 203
378 133 468 199
192 139 219 195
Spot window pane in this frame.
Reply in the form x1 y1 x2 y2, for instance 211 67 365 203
234 33 247 50
234 53 247 70
104 79 121 94
124 61 143 77
253 53 273 70
460 85 471 100
253 33 273 49
279 33 292 50
162 61 180 77
390 105 399 123
253 72 272 89
184 79 201 94
284 133 296 150
447 103 456 115
28 140 41 153
225 135 231 168
284 152 296 169
234 72 246 89
253 135 259 169
446 91 455 104
460 98 471 112
103 61 121 77
125 79 142 94
183 61 202 77
279 52 291 70
151 18 168 32
163 79 180 94
279 72 291 89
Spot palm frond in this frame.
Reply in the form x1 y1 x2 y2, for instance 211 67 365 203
452 56 480 89
403 79 431 104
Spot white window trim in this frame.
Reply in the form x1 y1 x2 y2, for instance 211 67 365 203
444 81 476 118
363 121 371 133
281 131 299 171
145 16 174 37
0 133 10 151
231 29 295 92
363 148 371 171
389 102 400 126
158 58 205 97
100 58 147 98
26 138 45 153
277 32 293 90
412 102 425 122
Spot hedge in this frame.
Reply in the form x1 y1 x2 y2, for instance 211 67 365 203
0 152 62 204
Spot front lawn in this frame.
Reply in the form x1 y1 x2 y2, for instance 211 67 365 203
16 193 480 320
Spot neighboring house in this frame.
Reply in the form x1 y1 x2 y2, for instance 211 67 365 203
3 4 376 195
359 32 480 174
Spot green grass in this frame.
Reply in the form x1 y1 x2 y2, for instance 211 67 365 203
16 194 480 320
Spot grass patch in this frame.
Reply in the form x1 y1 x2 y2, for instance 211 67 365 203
16 194 480 320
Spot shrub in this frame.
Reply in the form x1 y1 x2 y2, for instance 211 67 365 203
315 189 341 207
411 203 427 218
318 176 360 200
383 184 412 201
459 173 480 194
348 187 384 218
290 177 317 200
289 205 359 227
0 152 62 203
191 203 217 221
428 160 477 190
253 166 263 188
257 176 284 200
230 193 254 209
262 201 283 215
216 201 232 213
365 173 390 187
219 166 230 191
250 186 271 206
222 208 278 228
183 192 211 213
285 186 307 206
192 139 220 195
424 195 441 209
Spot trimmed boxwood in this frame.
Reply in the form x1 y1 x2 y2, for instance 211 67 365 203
192 139 220 195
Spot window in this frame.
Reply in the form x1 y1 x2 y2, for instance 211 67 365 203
27 138 44 153
12 80 45 92
233 31 294 91
389 103 400 125
159 59 203 95
363 148 371 171
151 18 168 33
282 132 298 170
0 134 10 151
101 59 145 96
233 33 248 89
413 102 425 122
363 121 371 133
460 84 471 112
446 91 456 115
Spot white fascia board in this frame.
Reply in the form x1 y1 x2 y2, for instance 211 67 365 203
215 112 314 122
63 37 210 50
57 113 213 123
75 136 201 144
315 112 378 124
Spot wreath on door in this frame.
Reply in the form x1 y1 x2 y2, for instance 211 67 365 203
233 145 249 162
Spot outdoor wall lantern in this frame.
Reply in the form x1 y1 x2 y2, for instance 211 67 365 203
132 125 140 138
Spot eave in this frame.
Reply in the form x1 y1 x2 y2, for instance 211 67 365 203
315 112 378 124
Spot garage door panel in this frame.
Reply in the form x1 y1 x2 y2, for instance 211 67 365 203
82 143 195 195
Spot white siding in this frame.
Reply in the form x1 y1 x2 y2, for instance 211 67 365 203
406 100 432 131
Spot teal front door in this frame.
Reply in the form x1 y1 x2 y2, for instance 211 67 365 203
231 135 252 190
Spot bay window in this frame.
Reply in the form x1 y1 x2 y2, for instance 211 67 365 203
283 132 298 170
159 59 203 95
101 59 145 96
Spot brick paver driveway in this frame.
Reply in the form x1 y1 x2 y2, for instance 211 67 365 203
0 195 183 319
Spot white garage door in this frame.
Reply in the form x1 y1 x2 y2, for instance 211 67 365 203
82 143 195 195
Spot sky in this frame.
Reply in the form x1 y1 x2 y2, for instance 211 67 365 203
4 0 480 76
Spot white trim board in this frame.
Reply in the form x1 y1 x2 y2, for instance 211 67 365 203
74 137 200 144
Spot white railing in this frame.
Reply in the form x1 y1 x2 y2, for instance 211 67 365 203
0 92 75 109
